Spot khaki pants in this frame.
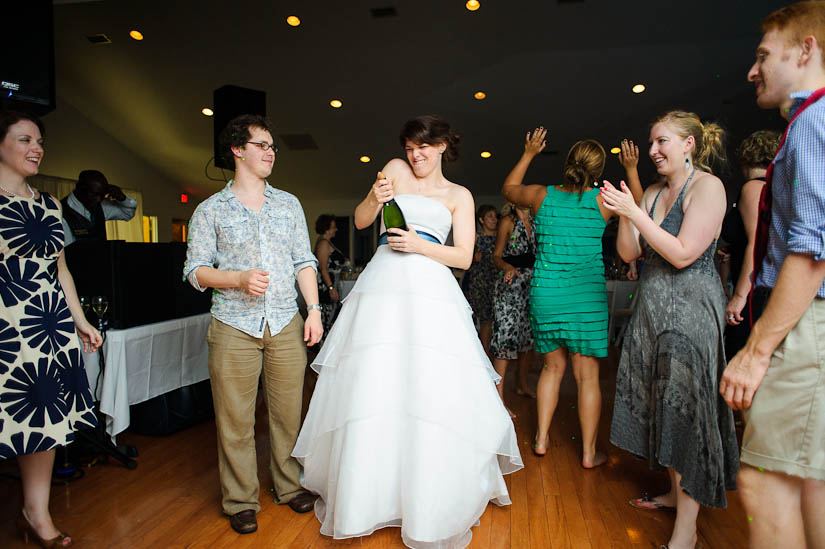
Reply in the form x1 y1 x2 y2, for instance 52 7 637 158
206 314 307 514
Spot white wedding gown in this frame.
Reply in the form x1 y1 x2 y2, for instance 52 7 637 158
292 194 523 549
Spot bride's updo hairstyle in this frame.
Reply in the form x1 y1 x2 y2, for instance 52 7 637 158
563 139 606 194
399 115 461 162
652 110 727 174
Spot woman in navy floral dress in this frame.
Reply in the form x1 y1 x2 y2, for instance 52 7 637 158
0 111 101 547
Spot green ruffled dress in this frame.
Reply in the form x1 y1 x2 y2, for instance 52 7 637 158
530 186 608 357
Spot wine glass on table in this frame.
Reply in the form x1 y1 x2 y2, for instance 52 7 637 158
92 295 109 331
80 296 90 321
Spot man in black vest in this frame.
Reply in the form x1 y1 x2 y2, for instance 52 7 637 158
61 170 137 245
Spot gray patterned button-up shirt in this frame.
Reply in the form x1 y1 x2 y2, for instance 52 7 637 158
183 180 317 338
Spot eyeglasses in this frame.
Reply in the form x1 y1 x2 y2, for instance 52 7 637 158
246 141 278 152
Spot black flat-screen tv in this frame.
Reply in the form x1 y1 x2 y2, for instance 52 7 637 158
0 0 55 115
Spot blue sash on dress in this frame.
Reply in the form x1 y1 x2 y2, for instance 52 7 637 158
377 230 441 247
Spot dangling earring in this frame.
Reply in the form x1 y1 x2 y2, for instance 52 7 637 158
685 157 690 171
241 157 245 161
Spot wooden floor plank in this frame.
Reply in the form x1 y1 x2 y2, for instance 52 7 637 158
0 346 749 548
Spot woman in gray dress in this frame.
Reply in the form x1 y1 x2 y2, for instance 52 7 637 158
600 111 738 549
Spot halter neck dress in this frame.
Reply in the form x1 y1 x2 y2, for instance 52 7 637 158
609 178 739 508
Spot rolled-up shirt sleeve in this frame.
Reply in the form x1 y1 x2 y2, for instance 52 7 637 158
101 194 139 222
183 204 217 292
787 113 825 261
291 198 318 277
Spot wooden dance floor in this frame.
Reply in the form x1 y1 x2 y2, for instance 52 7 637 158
0 348 748 548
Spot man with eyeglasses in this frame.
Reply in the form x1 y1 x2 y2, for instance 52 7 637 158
183 114 322 534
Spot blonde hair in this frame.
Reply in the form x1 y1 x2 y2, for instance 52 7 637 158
563 139 606 193
762 2 825 70
652 110 727 174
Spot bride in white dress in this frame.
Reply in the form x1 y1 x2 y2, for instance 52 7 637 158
292 115 523 549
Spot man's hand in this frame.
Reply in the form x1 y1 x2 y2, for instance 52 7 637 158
304 310 323 346
106 184 127 202
719 348 771 410
238 269 269 296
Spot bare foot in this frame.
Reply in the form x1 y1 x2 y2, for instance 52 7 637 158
582 450 607 469
665 532 698 549
533 433 548 456
516 386 537 399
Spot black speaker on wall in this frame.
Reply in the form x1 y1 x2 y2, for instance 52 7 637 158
213 85 266 170
0 0 55 115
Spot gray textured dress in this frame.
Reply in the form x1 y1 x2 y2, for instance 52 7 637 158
609 177 738 509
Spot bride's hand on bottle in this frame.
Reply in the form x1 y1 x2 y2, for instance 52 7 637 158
386 227 421 254
372 171 394 204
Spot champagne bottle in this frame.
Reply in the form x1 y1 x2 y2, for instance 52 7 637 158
379 172 408 232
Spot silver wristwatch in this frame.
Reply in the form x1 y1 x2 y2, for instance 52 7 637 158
307 304 322 312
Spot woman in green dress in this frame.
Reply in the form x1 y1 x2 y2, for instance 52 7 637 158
501 129 642 467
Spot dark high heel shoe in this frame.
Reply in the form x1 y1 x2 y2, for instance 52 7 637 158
16 513 73 548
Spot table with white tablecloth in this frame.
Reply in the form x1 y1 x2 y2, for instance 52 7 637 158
337 279 358 301
82 313 211 441
606 280 638 342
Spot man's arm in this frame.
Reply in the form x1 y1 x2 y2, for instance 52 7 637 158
296 266 322 346
720 253 825 410
101 187 138 222
290 198 322 345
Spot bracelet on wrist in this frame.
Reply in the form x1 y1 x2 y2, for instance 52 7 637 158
307 304 322 312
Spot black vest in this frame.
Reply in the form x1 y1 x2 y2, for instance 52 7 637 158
61 196 107 241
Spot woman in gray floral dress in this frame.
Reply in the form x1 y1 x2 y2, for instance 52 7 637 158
465 204 498 354
490 204 536 417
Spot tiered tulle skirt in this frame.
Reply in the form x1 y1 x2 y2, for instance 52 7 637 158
293 246 523 548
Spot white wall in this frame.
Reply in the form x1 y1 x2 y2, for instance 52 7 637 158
40 98 196 242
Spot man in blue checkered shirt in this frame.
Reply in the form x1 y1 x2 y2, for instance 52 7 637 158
720 3 825 548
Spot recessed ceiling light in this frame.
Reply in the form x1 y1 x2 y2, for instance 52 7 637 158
480 151 492 158
286 15 301 27
610 147 621 154
632 83 646 94
474 91 487 100
466 0 481 11
129 30 143 41
360 156 371 163
329 99 342 108
201 108 214 117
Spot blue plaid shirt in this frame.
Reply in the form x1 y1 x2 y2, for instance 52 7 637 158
183 181 317 338
755 90 825 297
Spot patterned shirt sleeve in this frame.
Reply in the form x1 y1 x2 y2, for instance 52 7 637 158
183 202 218 292
787 110 825 261
290 196 318 276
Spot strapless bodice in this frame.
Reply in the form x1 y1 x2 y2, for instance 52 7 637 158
380 194 452 244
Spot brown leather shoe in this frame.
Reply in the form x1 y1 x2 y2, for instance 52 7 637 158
229 509 257 534
287 492 316 513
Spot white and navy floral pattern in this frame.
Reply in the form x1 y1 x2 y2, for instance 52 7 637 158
0 192 97 458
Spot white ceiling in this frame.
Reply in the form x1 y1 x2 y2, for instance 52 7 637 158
52 0 787 201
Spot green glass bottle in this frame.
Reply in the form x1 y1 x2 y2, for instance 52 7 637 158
383 198 408 233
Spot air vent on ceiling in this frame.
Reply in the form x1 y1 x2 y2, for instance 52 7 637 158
371 6 398 18
279 134 319 151
86 34 112 45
